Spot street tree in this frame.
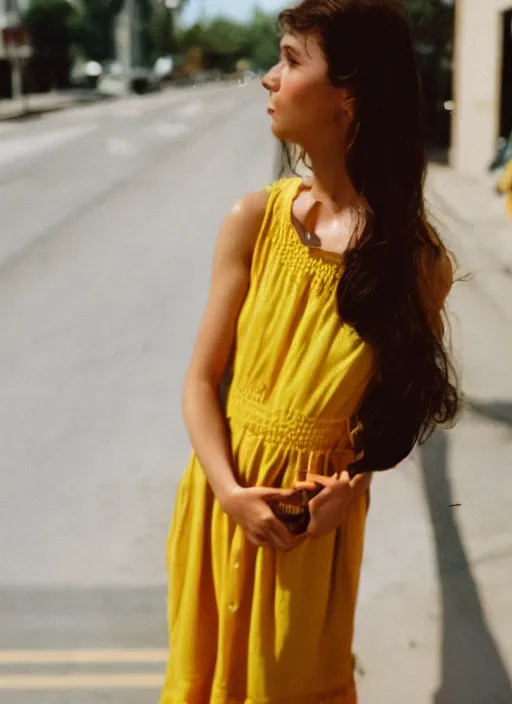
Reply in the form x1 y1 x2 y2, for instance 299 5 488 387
73 0 123 62
405 0 455 146
244 9 280 71
23 0 80 88
149 3 177 56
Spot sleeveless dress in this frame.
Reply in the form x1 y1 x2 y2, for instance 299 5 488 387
159 177 376 704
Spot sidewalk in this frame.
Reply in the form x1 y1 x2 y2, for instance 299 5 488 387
0 89 109 121
426 161 512 325
356 161 512 704
427 161 512 267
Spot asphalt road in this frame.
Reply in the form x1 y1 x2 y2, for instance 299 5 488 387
1 83 511 703
0 81 276 703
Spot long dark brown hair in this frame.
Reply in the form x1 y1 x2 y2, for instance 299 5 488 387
278 0 459 471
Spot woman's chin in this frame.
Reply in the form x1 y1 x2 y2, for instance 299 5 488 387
270 123 294 143
270 123 283 139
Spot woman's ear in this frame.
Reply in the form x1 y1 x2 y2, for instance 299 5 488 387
341 94 356 126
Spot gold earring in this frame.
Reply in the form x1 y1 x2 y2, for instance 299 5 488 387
347 121 361 153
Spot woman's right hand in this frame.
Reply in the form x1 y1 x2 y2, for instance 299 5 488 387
221 486 306 552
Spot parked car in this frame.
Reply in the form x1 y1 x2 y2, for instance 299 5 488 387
70 59 103 89
97 62 162 96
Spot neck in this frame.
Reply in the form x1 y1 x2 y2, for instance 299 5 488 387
304 145 359 213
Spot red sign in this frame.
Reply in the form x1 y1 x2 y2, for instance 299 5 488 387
2 27 29 48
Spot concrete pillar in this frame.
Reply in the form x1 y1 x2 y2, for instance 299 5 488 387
451 0 512 176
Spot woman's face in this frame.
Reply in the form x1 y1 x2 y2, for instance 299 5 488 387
262 32 351 149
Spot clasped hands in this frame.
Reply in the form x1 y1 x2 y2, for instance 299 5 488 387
221 471 371 553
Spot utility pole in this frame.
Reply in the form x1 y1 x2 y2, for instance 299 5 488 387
5 0 30 114
117 0 180 92
116 0 135 93
164 0 180 53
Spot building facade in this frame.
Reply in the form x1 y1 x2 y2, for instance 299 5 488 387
452 0 512 175
0 0 27 54
0 0 28 96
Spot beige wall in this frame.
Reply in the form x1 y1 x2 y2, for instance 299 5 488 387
452 0 512 176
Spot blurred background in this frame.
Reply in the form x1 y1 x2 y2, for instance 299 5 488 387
1 0 455 149
1 1 511 703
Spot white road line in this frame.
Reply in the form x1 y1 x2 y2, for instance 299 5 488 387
0 649 168 664
210 98 237 113
0 124 98 167
108 93 189 120
115 103 146 118
177 100 204 118
0 124 16 137
105 136 138 156
0 674 163 690
153 122 191 139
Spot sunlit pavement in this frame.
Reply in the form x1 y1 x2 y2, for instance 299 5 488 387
1 83 511 702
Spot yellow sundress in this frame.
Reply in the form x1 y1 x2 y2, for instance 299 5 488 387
160 177 376 704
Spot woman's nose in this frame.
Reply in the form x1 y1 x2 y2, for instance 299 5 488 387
261 63 281 92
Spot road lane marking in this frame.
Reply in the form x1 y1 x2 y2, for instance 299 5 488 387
0 124 98 167
153 122 191 139
105 137 137 156
0 124 16 136
177 100 204 118
0 649 168 664
0 674 163 690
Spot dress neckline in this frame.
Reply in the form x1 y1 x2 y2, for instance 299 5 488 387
288 179 345 266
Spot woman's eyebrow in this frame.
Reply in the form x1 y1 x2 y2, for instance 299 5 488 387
280 42 301 58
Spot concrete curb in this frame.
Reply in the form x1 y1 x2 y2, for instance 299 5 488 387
0 92 112 122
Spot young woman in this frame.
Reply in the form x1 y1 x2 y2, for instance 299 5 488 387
159 1 459 702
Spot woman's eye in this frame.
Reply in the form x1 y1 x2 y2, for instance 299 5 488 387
280 50 298 67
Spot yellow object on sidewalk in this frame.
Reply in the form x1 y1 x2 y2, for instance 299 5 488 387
496 158 512 218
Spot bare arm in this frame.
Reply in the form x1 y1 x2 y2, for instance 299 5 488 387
182 188 310 552
182 190 268 506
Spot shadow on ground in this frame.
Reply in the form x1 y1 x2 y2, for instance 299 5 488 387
465 399 512 429
1 110 44 123
420 431 511 704
0 586 167 649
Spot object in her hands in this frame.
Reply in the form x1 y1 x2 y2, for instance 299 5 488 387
270 484 323 535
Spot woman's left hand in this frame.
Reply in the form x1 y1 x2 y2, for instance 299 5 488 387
300 471 372 539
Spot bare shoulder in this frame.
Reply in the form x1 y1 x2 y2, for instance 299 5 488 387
216 190 270 264
225 190 269 229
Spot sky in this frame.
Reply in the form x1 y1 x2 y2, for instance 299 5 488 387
181 0 288 26
179 1 454 27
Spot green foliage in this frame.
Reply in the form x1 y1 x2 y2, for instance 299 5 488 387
404 0 455 146
75 0 124 61
177 8 279 73
244 9 280 71
178 18 241 71
148 0 193 59
203 17 248 56
406 0 454 56
149 4 177 56
24 0 124 62
27 1 454 81
23 0 78 55
24 0 279 72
